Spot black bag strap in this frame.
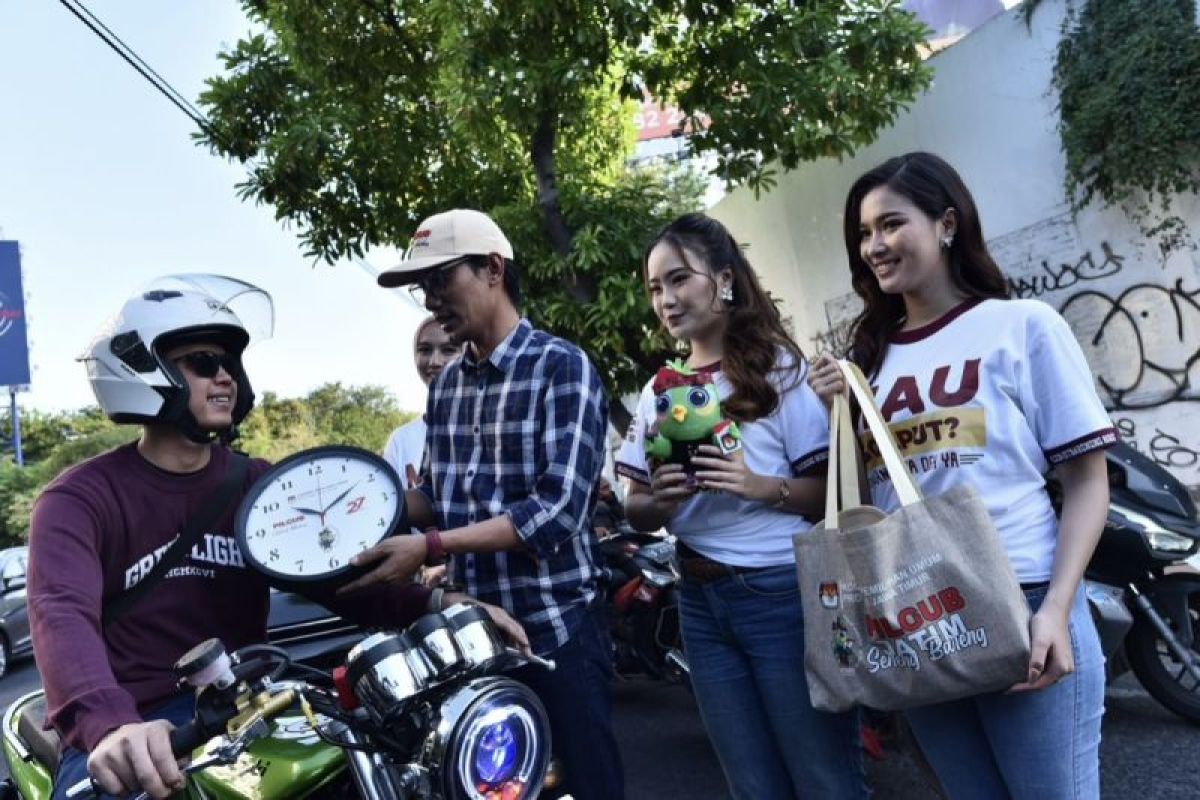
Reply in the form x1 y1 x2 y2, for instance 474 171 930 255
102 454 250 628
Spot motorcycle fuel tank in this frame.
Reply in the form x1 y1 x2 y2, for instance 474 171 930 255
188 714 347 799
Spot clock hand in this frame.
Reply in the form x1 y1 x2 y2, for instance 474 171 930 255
290 505 325 517
321 481 362 516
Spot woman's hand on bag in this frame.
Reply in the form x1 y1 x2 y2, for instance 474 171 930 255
692 445 768 501
808 354 847 410
649 462 696 514
1009 606 1074 693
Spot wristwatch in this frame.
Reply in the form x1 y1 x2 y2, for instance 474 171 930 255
772 478 791 508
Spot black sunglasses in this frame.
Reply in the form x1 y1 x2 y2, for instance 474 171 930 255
407 257 471 301
173 351 239 378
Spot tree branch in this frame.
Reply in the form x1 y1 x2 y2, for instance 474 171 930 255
531 106 597 303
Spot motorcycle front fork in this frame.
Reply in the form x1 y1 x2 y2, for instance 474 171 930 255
1128 582 1200 684
326 721 426 800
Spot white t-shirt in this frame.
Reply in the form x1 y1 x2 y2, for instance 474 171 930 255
863 298 1116 582
616 355 829 567
382 417 428 489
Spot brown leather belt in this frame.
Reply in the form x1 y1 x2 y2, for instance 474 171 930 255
677 542 770 585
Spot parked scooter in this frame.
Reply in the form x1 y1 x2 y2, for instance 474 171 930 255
0 603 553 800
598 526 690 688
1073 442 1200 723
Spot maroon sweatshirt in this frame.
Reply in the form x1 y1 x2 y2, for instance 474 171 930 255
28 443 430 752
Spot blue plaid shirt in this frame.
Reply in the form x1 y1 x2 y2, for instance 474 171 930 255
420 319 608 654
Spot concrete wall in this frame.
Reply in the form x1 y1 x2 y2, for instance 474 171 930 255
708 0 1200 488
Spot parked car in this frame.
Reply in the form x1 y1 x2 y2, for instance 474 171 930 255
0 548 32 679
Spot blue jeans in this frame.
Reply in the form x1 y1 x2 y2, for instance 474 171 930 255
509 606 624 800
680 564 868 799
52 692 196 800
904 584 1104 799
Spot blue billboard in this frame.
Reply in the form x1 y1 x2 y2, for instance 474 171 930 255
0 242 31 388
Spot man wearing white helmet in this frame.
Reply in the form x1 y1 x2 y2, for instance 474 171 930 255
27 275 527 800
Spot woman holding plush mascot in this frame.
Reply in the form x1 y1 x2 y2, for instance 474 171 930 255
619 213 866 799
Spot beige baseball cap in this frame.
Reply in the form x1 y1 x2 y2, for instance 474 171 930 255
377 209 514 287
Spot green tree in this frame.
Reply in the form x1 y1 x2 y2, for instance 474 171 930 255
198 0 932 421
0 419 137 547
238 383 415 462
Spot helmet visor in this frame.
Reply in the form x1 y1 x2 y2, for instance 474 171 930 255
143 274 275 346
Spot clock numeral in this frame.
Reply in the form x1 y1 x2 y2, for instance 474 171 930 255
280 480 293 491
307 464 323 476
381 492 390 502
378 517 386 528
263 502 280 513
329 557 341 568
269 548 280 562
346 496 365 514
341 464 347 473
359 541 368 550
295 560 305 573
255 529 266 538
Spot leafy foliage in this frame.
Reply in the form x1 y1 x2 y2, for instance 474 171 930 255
198 0 932 409
1051 0 1200 250
237 383 416 462
0 421 138 547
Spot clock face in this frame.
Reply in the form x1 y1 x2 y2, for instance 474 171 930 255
236 446 406 583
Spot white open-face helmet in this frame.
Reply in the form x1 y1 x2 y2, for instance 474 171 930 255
80 274 274 442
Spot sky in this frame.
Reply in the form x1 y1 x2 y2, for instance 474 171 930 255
0 3 429 415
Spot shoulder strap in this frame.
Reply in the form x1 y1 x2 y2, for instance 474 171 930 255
102 453 250 628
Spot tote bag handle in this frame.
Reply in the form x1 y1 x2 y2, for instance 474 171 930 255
836 359 923 507
823 392 864 522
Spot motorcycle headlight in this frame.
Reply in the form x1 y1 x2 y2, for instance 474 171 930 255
1111 504 1198 555
423 678 550 800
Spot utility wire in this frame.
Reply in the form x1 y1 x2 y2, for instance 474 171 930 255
57 0 212 134
57 0 416 305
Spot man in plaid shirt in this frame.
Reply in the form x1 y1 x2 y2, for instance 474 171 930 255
351 209 624 800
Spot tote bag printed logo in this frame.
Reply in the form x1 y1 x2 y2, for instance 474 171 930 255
818 581 841 609
831 615 858 669
861 585 991 673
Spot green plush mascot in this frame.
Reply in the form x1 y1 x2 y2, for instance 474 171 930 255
644 359 742 482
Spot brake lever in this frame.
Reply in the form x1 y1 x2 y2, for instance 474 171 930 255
66 718 274 800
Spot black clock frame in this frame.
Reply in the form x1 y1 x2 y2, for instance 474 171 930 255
234 444 409 587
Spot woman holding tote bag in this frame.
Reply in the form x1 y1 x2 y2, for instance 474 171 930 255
809 152 1112 799
618 213 867 799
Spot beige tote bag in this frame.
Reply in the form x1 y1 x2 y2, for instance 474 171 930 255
794 360 1031 712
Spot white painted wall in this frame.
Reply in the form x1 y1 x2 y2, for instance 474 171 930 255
709 0 1200 488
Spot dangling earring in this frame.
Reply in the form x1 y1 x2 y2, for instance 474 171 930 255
719 285 734 305
941 234 954 249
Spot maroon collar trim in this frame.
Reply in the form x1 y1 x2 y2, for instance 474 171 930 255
891 298 984 344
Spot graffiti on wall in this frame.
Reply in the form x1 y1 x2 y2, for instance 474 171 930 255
989 212 1200 486
988 213 1200 412
811 291 860 357
1115 416 1200 475
1059 280 1200 410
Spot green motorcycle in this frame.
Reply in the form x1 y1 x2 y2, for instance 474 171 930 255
0 603 552 800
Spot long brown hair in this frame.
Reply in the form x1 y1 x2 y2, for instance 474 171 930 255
643 213 804 423
842 152 1010 376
